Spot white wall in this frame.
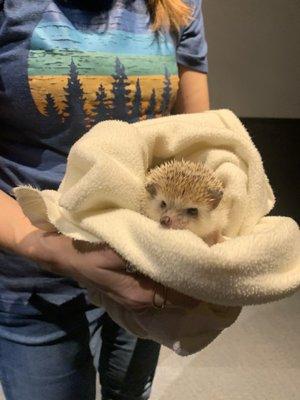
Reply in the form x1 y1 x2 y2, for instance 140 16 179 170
202 0 300 118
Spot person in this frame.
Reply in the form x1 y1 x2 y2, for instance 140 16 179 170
0 0 210 399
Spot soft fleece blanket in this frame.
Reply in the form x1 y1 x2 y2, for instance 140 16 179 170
12 109 300 356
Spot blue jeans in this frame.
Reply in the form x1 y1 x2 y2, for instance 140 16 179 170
0 293 161 400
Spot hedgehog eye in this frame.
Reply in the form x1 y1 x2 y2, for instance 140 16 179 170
186 208 198 216
160 200 167 208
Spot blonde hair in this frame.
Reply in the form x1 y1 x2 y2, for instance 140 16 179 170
147 0 194 33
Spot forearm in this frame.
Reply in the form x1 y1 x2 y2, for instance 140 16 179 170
171 65 210 114
0 188 123 281
0 189 46 260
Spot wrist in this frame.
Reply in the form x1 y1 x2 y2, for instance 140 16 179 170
13 224 55 264
18 228 81 279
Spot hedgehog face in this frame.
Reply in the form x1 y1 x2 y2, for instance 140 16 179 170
143 159 225 236
144 182 213 232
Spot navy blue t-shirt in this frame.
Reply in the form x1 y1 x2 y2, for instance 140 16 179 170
0 0 208 310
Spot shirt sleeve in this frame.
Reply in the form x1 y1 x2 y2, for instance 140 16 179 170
176 0 208 73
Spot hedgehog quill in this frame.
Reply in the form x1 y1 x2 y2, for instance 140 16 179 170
141 159 230 246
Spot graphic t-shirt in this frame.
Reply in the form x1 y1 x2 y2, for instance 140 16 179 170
0 0 208 308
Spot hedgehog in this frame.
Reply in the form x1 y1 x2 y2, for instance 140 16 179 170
140 158 229 246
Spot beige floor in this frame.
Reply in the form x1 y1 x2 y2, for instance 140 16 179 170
1 291 299 400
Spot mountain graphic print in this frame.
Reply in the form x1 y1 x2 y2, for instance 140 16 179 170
27 1 180 140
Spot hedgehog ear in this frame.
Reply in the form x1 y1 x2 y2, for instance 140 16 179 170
145 182 157 198
207 188 223 210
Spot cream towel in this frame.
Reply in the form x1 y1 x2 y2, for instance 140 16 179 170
12 109 300 356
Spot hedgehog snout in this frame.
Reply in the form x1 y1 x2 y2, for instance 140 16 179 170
160 215 172 227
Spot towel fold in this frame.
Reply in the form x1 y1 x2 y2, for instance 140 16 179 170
12 109 300 356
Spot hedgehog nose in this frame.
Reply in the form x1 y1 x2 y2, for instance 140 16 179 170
160 215 171 227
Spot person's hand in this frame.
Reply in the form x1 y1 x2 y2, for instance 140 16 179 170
18 229 203 311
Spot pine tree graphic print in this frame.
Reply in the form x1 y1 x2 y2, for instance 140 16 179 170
28 1 180 141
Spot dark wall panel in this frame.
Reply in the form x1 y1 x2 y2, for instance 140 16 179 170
240 118 299 223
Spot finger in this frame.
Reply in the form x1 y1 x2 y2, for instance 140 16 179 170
71 240 127 271
74 266 155 307
109 273 155 307
37 261 69 277
153 284 203 309
106 291 151 311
